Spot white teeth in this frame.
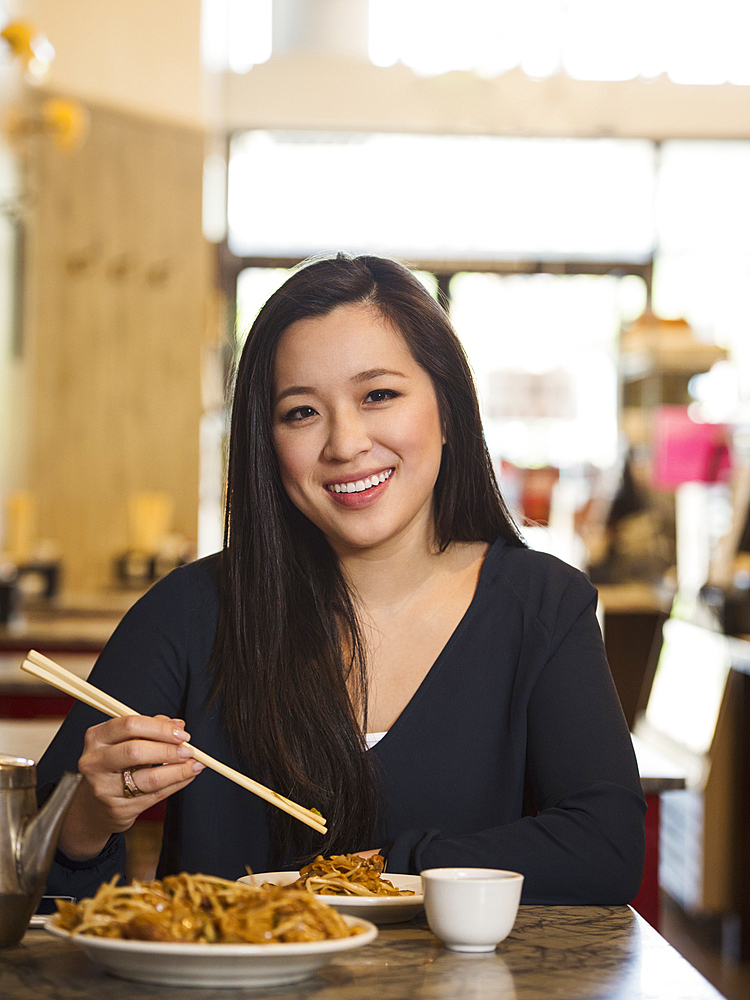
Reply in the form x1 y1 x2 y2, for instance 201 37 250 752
328 469 393 493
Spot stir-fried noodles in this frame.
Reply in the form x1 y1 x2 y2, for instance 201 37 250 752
290 854 416 897
54 872 362 943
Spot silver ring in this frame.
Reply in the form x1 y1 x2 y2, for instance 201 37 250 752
122 769 143 797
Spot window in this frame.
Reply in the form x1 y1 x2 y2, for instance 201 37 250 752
450 271 643 471
227 133 750 474
228 131 655 261
653 142 750 370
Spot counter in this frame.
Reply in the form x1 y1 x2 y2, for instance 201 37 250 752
596 582 672 731
1 905 722 1000
0 591 143 653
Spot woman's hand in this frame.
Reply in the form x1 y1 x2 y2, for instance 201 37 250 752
57 714 204 861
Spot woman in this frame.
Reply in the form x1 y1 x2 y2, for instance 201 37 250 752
38 254 645 904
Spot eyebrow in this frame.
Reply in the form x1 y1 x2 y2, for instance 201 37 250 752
275 369 407 405
353 368 407 383
275 385 316 405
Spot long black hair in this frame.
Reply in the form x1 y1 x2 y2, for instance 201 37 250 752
210 254 524 863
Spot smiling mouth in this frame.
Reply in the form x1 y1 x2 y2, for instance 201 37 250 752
325 468 394 494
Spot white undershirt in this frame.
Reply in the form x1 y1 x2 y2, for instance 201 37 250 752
365 731 387 750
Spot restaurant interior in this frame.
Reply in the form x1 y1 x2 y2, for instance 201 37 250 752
1 1 750 997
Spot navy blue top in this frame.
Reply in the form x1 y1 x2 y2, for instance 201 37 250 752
37 538 646 904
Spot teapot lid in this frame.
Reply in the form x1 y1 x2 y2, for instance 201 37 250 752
0 754 36 789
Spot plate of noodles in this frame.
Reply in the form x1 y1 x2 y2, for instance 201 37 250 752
45 872 377 988
239 854 424 924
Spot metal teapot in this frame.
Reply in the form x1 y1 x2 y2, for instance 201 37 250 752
0 754 81 946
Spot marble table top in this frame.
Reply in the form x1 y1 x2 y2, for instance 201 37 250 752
0 905 722 1000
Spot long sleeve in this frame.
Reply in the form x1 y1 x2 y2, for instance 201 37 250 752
376 544 646 904
36 555 221 898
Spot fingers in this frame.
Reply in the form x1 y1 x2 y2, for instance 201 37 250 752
77 762 205 839
77 713 206 821
79 756 205 830
105 737 194 771
122 760 205 801
62 713 207 859
88 714 190 749
81 715 192 770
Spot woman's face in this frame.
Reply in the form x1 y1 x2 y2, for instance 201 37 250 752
272 302 445 558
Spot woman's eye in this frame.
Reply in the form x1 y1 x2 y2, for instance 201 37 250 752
365 389 400 403
282 405 317 422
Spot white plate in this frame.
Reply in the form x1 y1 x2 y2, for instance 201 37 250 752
45 913 377 988
239 871 424 924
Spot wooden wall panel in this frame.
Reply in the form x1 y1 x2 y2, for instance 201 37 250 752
26 101 211 593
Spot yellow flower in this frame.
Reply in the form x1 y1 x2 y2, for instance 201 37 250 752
1 20 55 81
1 21 36 61
41 99 90 150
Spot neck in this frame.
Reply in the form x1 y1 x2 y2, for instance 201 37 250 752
336 528 489 619
336 521 443 613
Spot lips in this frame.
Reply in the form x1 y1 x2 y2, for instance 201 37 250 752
325 468 393 494
323 467 394 509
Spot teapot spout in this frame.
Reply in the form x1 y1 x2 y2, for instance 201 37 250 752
19 772 82 893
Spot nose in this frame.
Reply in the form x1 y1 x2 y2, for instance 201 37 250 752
323 407 372 463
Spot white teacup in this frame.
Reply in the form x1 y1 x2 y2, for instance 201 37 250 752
421 867 524 953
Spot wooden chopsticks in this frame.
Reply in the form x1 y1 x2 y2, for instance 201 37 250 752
21 649 327 836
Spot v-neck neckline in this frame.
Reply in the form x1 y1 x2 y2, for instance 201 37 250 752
367 537 503 751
